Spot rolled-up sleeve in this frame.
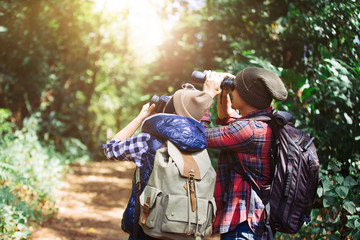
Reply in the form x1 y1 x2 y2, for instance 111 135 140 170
101 133 151 167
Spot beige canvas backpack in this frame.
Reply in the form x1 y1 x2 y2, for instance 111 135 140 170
139 140 216 240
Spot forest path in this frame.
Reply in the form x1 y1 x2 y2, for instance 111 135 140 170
30 160 220 240
31 161 135 240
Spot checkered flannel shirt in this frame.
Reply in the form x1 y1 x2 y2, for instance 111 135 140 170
101 133 151 167
201 107 273 239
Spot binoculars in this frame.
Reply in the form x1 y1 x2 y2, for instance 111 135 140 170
191 70 235 91
150 70 235 113
150 95 171 113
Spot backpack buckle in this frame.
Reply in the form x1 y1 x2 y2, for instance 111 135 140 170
303 215 311 224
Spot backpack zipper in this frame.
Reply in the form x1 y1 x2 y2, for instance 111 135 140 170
286 131 304 229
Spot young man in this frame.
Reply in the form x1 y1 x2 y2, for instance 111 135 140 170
101 85 213 240
201 67 288 240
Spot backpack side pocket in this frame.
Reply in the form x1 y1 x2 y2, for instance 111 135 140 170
200 197 216 236
139 185 163 229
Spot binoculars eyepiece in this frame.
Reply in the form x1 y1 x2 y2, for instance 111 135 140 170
191 70 235 91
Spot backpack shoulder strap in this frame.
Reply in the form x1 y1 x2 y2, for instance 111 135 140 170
133 166 141 239
242 115 271 122
242 111 293 125
233 113 279 240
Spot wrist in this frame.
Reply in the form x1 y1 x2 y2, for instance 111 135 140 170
203 88 218 98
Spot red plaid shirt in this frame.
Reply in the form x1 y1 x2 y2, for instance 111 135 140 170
201 107 273 239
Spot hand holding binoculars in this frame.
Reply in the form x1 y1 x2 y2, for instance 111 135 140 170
150 70 235 112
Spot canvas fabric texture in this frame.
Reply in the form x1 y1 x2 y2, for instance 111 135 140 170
139 140 216 240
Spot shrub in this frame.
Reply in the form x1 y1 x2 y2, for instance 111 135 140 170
0 109 90 239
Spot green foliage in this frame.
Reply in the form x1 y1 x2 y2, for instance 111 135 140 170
0 108 90 238
0 187 32 239
320 162 359 239
199 0 360 72
298 58 359 239
305 58 359 169
0 0 107 157
0 0 154 157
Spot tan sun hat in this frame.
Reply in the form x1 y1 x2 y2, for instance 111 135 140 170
172 84 213 122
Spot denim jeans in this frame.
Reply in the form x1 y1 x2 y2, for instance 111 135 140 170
220 222 260 240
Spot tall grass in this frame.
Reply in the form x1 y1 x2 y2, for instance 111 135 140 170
0 109 90 239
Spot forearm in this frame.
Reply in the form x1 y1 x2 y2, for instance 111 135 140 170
111 103 155 141
217 93 239 121
217 93 231 119
111 116 144 141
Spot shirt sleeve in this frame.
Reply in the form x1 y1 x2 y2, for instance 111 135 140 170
205 120 255 151
201 109 241 127
100 133 151 167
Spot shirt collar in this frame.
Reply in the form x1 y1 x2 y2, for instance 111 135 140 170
239 107 273 119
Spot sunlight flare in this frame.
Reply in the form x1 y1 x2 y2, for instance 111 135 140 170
93 0 170 63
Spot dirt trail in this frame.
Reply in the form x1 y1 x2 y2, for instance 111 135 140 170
31 161 134 240
30 161 219 240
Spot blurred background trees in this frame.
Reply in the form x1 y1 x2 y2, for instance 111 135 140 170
0 0 359 238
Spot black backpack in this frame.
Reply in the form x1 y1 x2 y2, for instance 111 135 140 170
236 111 320 239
